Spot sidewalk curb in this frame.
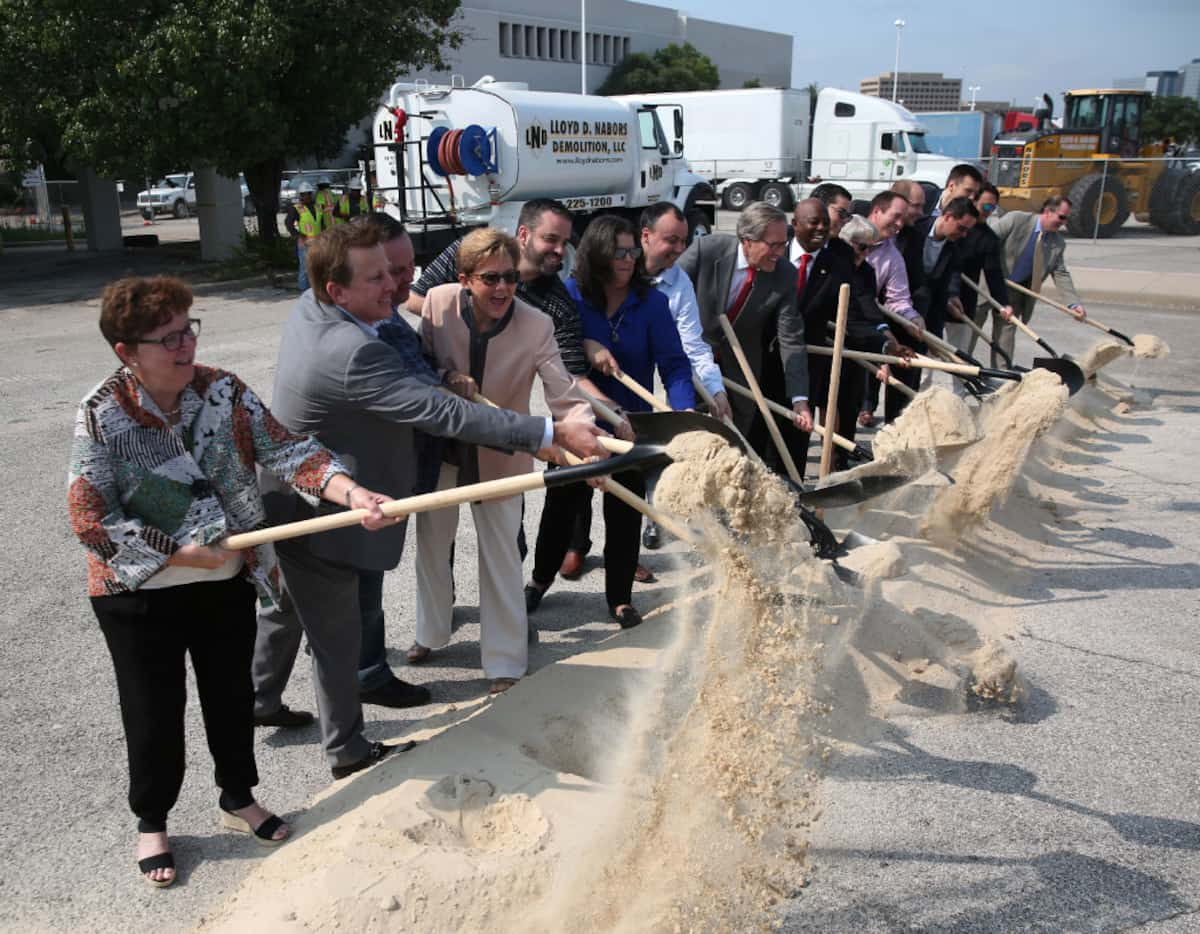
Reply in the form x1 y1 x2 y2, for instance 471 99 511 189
188 274 291 296
1047 285 1200 313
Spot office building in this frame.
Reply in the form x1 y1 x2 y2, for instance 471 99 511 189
407 0 792 93
859 72 962 112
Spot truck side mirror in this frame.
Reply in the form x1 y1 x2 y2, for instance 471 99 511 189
673 139 683 155
674 110 683 138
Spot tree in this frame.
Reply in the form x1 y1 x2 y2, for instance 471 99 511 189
0 0 461 239
597 43 719 96
742 78 762 89
1142 95 1200 148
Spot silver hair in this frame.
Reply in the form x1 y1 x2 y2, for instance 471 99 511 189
839 215 878 247
736 201 788 242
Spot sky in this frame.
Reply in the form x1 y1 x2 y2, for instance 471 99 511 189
638 0 1200 108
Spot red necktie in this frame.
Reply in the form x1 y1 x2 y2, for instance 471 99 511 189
796 252 811 295
726 266 756 325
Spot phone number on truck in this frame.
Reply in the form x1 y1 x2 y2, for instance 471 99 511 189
562 195 627 211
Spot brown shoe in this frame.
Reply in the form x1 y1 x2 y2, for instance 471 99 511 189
559 549 586 580
857 410 877 429
489 677 519 695
406 642 432 664
634 563 656 584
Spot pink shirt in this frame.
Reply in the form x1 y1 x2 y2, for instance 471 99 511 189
865 237 919 322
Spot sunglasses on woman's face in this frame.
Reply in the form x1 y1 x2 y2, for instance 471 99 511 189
853 241 873 253
474 270 519 286
613 246 642 260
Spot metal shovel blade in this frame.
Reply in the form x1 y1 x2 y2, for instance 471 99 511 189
1033 356 1086 395
797 474 914 508
626 410 747 452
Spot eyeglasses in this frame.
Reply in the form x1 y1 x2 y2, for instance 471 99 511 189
474 270 519 286
852 241 873 253
760 239 789 252
124 318 201 350
613 246 642 260
833 207 851 220
980 203 997 213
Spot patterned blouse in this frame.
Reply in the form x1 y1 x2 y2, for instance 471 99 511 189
68 364 346 603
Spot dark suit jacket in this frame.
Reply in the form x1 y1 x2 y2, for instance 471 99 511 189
261 291 546 571
956 222 1010 317
778 238 885 400
677 233 796 434
907 215 965 337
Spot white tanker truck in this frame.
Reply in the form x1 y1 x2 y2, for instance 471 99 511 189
370 76 716 261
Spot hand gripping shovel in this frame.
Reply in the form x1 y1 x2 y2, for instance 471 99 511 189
221 412 911 552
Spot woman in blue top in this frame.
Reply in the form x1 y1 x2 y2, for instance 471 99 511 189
526 215 694 629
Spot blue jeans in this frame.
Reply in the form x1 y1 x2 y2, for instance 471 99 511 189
357 570 395 691
297 241 309 292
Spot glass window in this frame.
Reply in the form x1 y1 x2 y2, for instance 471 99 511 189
906 132 931 154
1065 95 1102 129
537 27 545 58
525 25 534 58
834 102 856 118
639 111 659 149
499 22 510 56
571 31 579 62
880 132 895 152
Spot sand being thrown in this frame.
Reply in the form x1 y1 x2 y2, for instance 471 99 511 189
922 368 1067 544
1078 334 1171 376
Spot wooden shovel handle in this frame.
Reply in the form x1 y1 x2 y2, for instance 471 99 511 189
806 344 981 377
852 357 917 399
693 374 768 468
717 314 803 485
721 377 859 454
962 277 1043 344
612 370 672 412
1005 278 1111 335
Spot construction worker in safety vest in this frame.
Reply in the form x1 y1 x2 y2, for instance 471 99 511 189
314 177 337 230
284 180 322 291
333 178 368 225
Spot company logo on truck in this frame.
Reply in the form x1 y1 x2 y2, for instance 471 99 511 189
524 117 628 162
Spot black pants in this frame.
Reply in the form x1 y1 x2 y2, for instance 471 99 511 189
532 471 645 610
794 354 868 476
94 576 259 831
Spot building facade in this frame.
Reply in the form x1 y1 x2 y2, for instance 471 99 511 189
404 0 793 93
859 72 962 112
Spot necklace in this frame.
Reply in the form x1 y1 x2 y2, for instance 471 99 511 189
608 308 627 344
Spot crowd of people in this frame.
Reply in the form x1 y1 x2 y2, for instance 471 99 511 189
68 176 1087 887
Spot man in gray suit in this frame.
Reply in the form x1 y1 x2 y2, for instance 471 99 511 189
677 202 808 471
988 194 1088 366
253 221 605 779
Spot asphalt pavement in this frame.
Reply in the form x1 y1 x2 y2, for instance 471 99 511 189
0 232 1196 932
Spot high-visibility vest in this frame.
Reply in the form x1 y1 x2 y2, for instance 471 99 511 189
333 193 365 225
315 188 337 221
296 203 320 239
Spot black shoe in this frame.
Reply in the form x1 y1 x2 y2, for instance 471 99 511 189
360 679 432 709
610 606 643 629
253 705 314 729
524 582 548 613
330 740 416 780
642 522 662 550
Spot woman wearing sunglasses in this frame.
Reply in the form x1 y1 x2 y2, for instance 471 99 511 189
68 276 392 887
527 215 694 630
413 228 593 693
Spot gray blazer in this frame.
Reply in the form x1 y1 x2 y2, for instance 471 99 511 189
677 233 796 434
262 291 546 571
988 210 1080 308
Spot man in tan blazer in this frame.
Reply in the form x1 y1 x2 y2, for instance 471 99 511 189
989 195 1088 364
412 230 593 693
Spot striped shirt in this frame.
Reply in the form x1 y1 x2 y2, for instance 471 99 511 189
411 237 588 376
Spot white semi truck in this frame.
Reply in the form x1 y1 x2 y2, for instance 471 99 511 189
371 77 716 261
616 87 961 211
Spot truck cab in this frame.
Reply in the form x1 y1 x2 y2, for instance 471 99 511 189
807 90 958 198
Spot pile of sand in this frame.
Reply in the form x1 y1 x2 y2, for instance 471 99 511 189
921 368 1067 544
1132 333 1170 359
872 387 979 467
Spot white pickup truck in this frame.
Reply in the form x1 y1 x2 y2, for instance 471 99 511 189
137 173 254 219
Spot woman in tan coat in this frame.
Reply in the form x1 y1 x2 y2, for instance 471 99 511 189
412 228 593 693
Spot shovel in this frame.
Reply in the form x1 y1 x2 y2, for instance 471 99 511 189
805 345 1086 396
1006 278 1134 347
221 412 911 552
962 277 1060 359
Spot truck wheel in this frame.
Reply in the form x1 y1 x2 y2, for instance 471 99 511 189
721 182 756 211
1066 173 1128 238
1164 171 1200 235
173 198 189 219
1148 168 1183 230
759 182 793 212
686 208 713 243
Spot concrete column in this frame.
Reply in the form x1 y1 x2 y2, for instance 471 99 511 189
79 168 124 252
195 168 245 262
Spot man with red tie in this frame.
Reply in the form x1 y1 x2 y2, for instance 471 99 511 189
678 202 800 470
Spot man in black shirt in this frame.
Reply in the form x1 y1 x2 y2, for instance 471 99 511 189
946 183 1015 369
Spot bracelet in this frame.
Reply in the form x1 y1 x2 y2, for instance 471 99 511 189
345 483 360 508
